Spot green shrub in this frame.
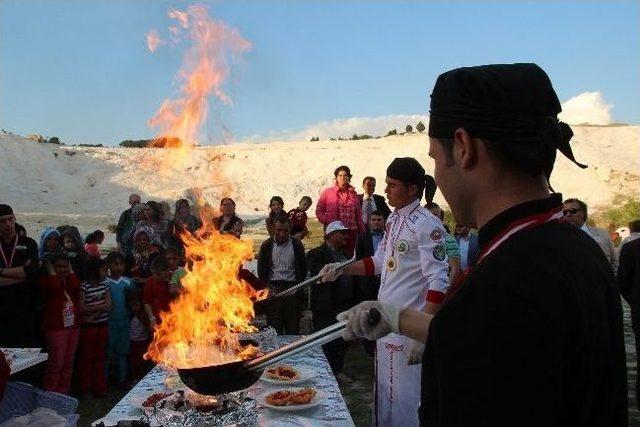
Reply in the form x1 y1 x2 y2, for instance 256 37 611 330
593 199 640 230
405 125 413 133
386 129 397 136
416 121 426 133
119 139 150 148
48 136 61 144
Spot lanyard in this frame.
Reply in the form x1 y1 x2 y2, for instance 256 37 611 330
444 205 564 303
0 236 18 268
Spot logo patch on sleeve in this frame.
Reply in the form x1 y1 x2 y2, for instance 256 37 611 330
432 243 446 261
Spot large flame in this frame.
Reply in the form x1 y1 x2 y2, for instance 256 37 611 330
145 212 262 369
146 4 251 154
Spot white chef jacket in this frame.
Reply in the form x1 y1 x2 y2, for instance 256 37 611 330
363 198 450 309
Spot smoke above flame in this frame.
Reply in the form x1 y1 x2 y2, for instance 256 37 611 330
146 4 251 149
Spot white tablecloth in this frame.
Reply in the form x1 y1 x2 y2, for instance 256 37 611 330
95 336 354 426
1 349 48 375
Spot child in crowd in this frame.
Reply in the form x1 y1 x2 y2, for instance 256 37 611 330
60 228 87 280
165 247 185 296
143 255 178 328
105 252 132 388
78 257 111 397
266 196 285 237
288 196 312 240
39 254 81 395
127 290 150 381
84 230 105 258
39 228 61 262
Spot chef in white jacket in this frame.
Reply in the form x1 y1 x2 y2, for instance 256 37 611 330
321 157 450 426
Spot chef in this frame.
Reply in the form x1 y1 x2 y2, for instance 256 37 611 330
321 157 449 426
336 64 627 426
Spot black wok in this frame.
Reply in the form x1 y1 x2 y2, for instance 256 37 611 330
177 308 380 395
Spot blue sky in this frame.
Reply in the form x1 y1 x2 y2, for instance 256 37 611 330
1 1 638 146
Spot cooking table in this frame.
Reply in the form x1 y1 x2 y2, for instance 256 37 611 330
94 336 355 426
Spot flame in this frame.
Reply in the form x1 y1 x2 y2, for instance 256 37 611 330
145 214 262 369
146 4 251 154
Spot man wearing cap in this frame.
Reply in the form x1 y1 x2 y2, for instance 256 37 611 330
337 64 627 425
0 204 40 347
321 158 450 426
307 220 356 382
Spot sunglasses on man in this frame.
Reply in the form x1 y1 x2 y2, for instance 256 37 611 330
562 208 581 216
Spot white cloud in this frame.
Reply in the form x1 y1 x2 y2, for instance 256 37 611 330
559 91 613 125
239 91 613 144
241 114 428 143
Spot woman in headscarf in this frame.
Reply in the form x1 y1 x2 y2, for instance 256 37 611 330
126 226 164 287
134 201 170 246
168 198 202 252
212 198 244 235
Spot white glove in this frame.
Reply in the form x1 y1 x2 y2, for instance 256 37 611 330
406 339 425 365
318 262 343 283
337 301 401 341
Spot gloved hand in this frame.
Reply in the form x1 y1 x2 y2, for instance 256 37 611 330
406 339 425 365
318 262 343 283
337 301 401 341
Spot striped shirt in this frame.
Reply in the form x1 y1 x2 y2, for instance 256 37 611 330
81 280 110 325
270 238 296 282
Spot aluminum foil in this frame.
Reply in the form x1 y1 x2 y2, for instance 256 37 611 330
145 393 258 427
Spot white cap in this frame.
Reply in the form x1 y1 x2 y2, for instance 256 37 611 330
325 220 349 236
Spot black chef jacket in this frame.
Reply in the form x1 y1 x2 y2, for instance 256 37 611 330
0 234 39 347
420 194 627 426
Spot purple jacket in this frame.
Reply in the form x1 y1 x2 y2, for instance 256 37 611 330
315 183 365 233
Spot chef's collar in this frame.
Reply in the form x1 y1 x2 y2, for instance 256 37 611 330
395 199 421 217
478 193 563 252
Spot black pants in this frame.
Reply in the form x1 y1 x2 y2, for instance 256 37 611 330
314 312 349 375
635 327 640 413
266 281 302 335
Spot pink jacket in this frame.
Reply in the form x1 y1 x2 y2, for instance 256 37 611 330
315 183 365 233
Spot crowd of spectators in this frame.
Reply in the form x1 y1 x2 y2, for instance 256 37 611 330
1 172 638 398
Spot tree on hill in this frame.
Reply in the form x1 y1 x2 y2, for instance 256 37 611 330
416 121 425 133
119 139 150 148
386 129 397 136
405 125 413 133
48 136 61 144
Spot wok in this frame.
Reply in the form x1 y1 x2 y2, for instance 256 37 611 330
178 308 380 395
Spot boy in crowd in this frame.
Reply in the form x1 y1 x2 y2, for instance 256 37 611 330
288 196 312 240
106 252 132 388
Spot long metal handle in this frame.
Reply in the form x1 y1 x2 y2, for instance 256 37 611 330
271 257 358 299
246 321 346 371
246 308 381 372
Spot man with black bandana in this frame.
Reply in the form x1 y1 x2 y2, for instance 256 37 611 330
0 204 40 347
321 157 449 426
337 64 627 425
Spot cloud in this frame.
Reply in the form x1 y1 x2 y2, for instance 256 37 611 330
559 91 613 125
241 114 429 143
146 29 164 53
238 91 614 144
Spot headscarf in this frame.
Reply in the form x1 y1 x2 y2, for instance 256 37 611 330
428 63 587 179
132 226 164 266
131 203 148 223
39 228 61 260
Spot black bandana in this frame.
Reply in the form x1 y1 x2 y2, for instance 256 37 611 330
387 158 426 187
428 63 586 177
0 204 13 217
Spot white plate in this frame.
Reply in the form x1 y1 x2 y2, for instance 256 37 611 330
260 366 312 385
258 388 325 411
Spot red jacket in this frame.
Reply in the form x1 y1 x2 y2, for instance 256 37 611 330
143 276 172 319
40 274 81 331
315 183 365 233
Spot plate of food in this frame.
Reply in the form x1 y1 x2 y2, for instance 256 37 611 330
258 387 325 411
260 364 311 385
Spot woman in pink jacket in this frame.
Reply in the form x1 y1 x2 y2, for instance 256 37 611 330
315 165 365 255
